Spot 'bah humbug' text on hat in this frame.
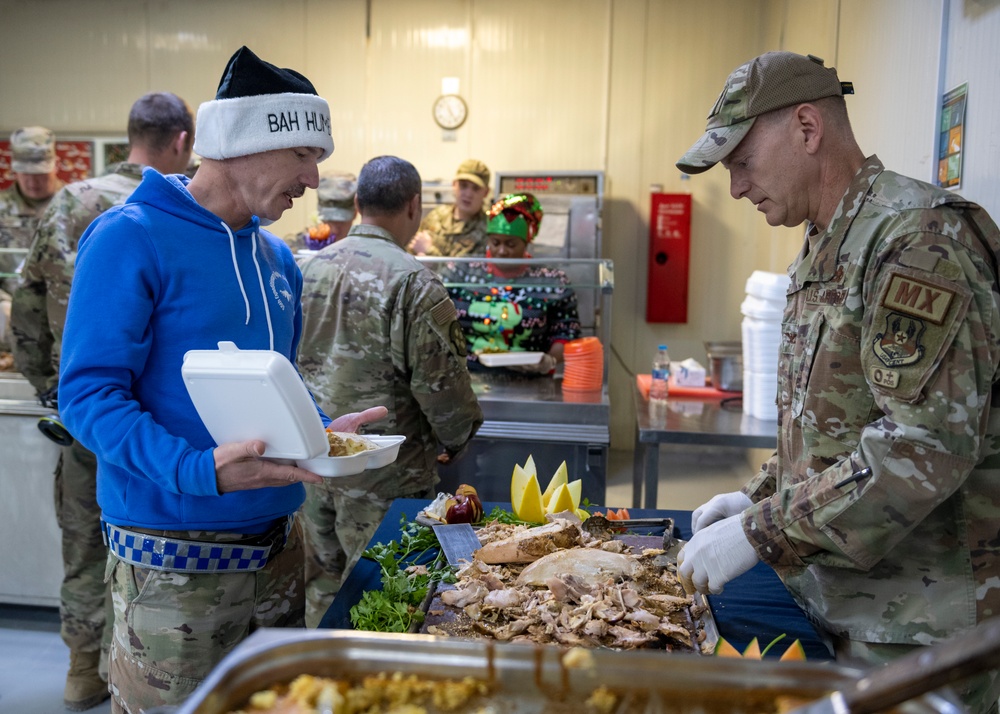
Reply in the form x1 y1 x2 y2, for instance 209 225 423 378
194 46 334 162
676 52 853 174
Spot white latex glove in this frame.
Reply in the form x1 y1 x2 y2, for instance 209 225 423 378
690 491 753 533
677 514 760 594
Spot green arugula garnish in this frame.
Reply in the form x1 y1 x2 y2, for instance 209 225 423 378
349 516 456 633
350 507 542 632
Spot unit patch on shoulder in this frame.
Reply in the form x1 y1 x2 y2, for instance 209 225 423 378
449 321 468 357
873 312 925 367
862 267 971 403
882 273 955 324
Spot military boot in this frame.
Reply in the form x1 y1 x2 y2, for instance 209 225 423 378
64 649 110 711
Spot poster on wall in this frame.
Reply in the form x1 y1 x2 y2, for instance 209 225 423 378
937 82 967 190
0 139 94 191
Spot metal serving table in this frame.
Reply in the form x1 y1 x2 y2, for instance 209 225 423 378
0 373 63 606
632 383 777 508
438 371 610 504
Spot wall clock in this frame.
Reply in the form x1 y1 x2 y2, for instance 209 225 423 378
433 94 468 130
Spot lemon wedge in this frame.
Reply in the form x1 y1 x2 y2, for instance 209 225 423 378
546 482 576 514
541 461 569 508
513 472 545 524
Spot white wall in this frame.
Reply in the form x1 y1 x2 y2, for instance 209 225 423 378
1 0 998 451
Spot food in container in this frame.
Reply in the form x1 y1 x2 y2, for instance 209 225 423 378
297 435 406 478
171 629 959 714
325 431 376 456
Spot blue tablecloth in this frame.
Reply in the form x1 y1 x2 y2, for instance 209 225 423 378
320 498 834 661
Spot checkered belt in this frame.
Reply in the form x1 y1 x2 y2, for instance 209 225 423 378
103 516 292 573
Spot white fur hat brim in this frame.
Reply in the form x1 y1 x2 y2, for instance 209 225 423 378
194 92 334 162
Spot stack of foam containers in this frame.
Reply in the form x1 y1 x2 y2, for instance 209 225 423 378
740 270 790 420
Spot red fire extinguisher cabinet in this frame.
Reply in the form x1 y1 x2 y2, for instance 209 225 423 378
646 192 691 323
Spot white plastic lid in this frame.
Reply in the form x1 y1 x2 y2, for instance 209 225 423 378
181 341 328 460
745 270 790 302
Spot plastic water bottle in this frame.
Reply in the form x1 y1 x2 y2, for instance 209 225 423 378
650 344 671 404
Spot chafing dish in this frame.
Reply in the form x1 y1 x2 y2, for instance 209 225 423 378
168 629 961 714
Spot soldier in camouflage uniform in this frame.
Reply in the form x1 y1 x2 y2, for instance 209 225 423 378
9 93 195 712
408 158 491 257
675 52 1000 712
0 126 63 350
298 155 484 626
284 171 357 253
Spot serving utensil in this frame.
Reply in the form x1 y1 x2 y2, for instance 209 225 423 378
432 523 482 566
580 514 675 541
788 616 1000 714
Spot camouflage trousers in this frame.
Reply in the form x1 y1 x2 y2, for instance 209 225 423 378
300 484 435 628
105 517 306 714
54 440 111 663
833 636 1000 714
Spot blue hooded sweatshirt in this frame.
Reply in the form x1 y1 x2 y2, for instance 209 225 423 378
59 168 330 532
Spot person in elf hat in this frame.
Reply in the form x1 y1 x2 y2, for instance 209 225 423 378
57 46 386 713
445 192 581 375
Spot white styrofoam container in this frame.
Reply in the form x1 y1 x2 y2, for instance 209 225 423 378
182 342 328 460
745 270 791 302
182 342 405 478
364 435 407 468
298 435 407 477
478 351 544 367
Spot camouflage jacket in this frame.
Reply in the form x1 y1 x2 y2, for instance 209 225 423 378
742 156 1000 645
10 163 142 392
297 224 484 498
419 203 489 257
0 179 63 298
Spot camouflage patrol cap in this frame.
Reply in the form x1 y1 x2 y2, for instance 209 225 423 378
317 171 358 221
676 52 853 174
10 126 56 174
454 158 490 189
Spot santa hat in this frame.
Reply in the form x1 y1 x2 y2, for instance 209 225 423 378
194 46 334 162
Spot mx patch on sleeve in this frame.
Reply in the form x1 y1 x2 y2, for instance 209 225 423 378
863 268 970 401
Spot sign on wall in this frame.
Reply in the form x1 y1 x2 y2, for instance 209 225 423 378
937 82 967 190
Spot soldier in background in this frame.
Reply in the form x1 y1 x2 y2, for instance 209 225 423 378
9 92 194 712
674 51 1000 713
286 171 357 252
297 155 483 626
408 158 490 256
0 126 63 350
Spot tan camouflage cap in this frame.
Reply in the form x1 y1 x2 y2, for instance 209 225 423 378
317 171 358 221
454 158 490 189
676 52 853 174
10 126 56 174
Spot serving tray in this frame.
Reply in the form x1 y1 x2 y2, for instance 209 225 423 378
416 533 719 656
165 629 959 714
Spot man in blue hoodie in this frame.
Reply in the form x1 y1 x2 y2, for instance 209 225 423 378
58 47 385 713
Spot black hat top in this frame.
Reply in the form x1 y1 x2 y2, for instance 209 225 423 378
215 46 318 100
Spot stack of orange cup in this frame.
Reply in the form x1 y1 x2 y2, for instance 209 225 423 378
562 336 604 392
